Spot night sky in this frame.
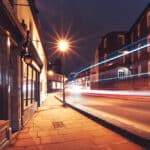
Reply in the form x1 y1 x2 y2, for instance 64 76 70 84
36 0 150 75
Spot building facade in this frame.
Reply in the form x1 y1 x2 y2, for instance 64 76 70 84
94 3 150 90
70 3 150 91
47 70 64 93
0 0 47 147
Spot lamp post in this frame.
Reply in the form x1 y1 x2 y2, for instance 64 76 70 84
57 39 69 106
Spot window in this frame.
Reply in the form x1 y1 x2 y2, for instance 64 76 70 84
29 22 33 40
118 67 129 79
118 70 125 79
147 11 150 28
147 11 150 34
138 44 141 59
9 0 14 7
147 35 150 53
104 53 107 60
131 53 134 62
131 33 134 43
123 56 125 63
148 61 150 76
138 64 141 76
118 35 125 46
104 38 107 48
137 24 140 38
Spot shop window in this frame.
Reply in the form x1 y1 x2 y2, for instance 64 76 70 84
23 64 36 107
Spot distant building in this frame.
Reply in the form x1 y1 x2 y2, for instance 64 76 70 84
0 0 47 147
47 71 64 93
47 68 68 93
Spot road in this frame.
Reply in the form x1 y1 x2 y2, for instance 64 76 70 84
57 91 150 140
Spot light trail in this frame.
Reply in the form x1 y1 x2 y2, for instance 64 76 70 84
91 72 150 83
75 41 150 77
66 87 150 96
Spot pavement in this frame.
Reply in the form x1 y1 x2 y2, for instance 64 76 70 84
5 94 144 150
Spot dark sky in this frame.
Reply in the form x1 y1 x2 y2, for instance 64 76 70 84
36 0 150 75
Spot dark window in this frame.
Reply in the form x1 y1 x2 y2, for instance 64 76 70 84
9 0 14 7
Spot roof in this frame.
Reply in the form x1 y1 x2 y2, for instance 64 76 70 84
28 0 48 60
129 3 150 32
101 31 127 39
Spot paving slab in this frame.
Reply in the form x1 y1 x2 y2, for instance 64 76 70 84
5 94 144 150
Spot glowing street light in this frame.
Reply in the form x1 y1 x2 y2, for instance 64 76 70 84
48 70 54 76
57 39 69 106
58 39 69 52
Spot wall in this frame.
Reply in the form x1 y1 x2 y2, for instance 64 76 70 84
16 0 47 103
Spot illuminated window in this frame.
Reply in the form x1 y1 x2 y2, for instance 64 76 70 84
118 70 125 79
52 81 56 89
104 38 107 48
118 67 129 79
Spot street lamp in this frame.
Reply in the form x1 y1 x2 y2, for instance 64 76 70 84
57 39 69 106
21 31 32 65
48 70 54 76
58 40 69 52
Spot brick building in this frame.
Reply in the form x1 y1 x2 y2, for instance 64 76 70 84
67 3 150 91
90 3 150 90
0 0 47 147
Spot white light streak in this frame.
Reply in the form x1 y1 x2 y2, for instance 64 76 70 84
80 89 150 96
75 42 150 76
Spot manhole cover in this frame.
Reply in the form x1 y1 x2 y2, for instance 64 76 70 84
52 121 65 128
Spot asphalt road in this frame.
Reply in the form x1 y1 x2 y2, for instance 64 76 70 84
61 92 150 139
